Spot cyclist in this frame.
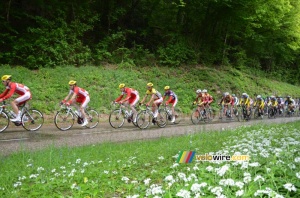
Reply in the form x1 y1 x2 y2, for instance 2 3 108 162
163 86 178 123
284 96 296 113
202 89 214 109
140 83 163 123
0 75 32 122
239 93 251 118
276 96 284 114
193 89 206 117
218 92 234 118
114 83 140 123
61 80 90 127
253 95 265 118
268 96 278 114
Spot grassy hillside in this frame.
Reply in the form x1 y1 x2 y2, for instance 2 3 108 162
1 64 300 114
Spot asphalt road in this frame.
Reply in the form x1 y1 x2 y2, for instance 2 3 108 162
1 116 300 156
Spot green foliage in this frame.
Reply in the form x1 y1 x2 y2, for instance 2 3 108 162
157 41 197 66
1 65 300 115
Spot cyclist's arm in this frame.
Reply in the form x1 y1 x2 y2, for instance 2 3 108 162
0 89 9 99
0 84 16 100
140 95 148 104
115 95 123 102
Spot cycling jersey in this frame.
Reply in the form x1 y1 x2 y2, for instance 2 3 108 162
240 97 251 107
233 97 239 105
268 100 278 107
69 86 89 104
146 88 162 99
285 99 295 106
0 82 31 105
115 87 139 105
254 99 265 109
163 90 178 107
203 93 213 104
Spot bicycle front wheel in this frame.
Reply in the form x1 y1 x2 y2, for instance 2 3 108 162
0 111 9 133
191 108 201 124
173 107 183 124
22 109 44 131
156 109 167 128
85 109 99 129
54 110 75 131
109 109 125 128
136 110 150 129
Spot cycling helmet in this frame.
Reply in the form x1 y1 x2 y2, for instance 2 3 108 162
119 83 125 89
69 80 77 85
232 94 236 97
147 82 153 87
242 93 247 98
1 75 11 81
202 89 207 93
271 95 276 100
287 95 291 98
196 89 202 94
224 92 229 96
164 86 170 90
257 95 262 99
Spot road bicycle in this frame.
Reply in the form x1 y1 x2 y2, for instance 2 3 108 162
253 106 264 119
54 104 99 131
109 103 139 128
0 101 44 132
191 104 213 124
218 104 239 121
136 105 167 129
160 104 182 124
240 105 251 121
267 106 277 119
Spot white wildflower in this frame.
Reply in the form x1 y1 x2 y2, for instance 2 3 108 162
122 176 130 183
210 186 223 196
158 156 164 160
171 163 179 168
206 166 214 172
294 157 300 163
248 162 260 167
103 170 109 174
76 158 81 164
176 189 191 198
296 172 300 179
126 195 139 198
51 169 56 173
254 175 265 182
13 181 22 188
144 178 151 185
236 190 244 197
215 164 230 176
235 181 244 189
283 183 297 192
37 167 44 172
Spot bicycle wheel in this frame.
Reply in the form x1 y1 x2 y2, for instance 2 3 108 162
109 109 125 128
0 111 9 133
191 108 201 124
136 110 150 129
85 109 99 129
22 109 44 131
204 108 213 123
54 110 75 131
173 107 183 124
253 108 259 119
156 109 167 128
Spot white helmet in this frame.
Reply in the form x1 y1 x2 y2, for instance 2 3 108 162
196 89 202 94
202 89 207 93
224 92 229 96
257 95 261 99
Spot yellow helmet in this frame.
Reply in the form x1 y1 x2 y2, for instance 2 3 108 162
164 86 170 90
68 80 77 85
119 83 125 88
1 75 11 81
147 82 153 87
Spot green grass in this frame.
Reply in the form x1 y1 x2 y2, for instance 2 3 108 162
1 64 300 115
0 121 299 197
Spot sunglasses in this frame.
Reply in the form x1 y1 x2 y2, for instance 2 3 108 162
2 81 6 83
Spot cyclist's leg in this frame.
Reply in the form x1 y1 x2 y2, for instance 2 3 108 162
11 92 31 121
129 95 139 122
153 98 163 118
170 98 177 122
79 96 90 125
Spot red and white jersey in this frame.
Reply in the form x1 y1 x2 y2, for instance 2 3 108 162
0 82 30 100
115 87 139 102
69 86 89 98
